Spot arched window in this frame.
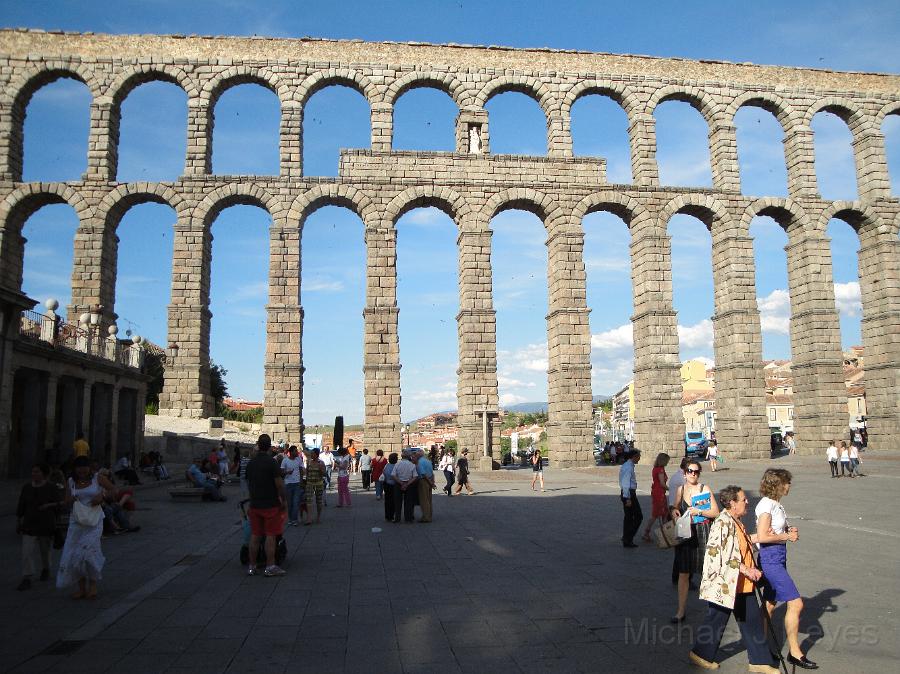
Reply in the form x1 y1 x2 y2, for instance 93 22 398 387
212 84 280 175
301 205 366 424
654 101 713 187
811 111 857 200
735 107 788 197
486 92 547 155
303 85 370 177
396 207 459 422
393 87 458 151
22 78 91 182
117 82 187 182
571 95 632 183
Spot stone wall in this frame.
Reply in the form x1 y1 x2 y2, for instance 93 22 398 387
0 29 898 464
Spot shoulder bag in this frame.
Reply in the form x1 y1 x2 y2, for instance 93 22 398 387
72 500 102 527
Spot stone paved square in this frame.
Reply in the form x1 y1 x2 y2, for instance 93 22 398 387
1 451 898 673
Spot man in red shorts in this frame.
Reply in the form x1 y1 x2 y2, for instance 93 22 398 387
245 434 287 576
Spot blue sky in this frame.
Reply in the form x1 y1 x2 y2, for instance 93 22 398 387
5 1 899 423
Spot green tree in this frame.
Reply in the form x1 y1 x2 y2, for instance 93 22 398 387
445 439 458 451
209 360 229 411
143 350 165 411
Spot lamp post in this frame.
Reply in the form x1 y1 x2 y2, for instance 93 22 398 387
403 424 410 447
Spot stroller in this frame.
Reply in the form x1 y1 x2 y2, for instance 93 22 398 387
238 499 287 568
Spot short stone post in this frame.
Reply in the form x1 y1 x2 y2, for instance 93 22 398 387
105 324 119 362
40 298 59 343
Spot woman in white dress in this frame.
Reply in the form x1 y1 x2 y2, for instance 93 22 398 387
57 456 116 599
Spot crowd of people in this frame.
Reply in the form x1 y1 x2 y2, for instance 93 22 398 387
620 448 825 672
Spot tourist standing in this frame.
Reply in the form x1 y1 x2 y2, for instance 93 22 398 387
237 448 251 499
415 448 435 523
57 456 116 599
642 452 669 543
217 441 230 480
335 447 352 507
321 446 335 491
848 442 863 477
383 452 399 521
17 464 62 591
618 449 642 548
755 469 817 670
671 460 718 622
393 450 419 522
438 448 455 496
245 434 287 576
708 440 719 472
826 440 839 478
838 441 851 477
347 439 359 474
303 448 325 525
530 448 544 492
688 485 777 673
281 446 304 526
454 448 475 495
359 448 373 490
371 449 387 500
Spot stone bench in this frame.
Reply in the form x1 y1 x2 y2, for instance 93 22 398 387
168 487 206 502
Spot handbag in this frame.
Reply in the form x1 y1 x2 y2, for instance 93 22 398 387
655 519 677 549
675 510 693 541
72 500 102 527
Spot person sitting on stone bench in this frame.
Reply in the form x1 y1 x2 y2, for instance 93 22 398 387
148 450 170 480
113 455 142 486
98 469 140 534
188 457 226 501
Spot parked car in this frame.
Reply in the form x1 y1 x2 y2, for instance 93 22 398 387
684 431 708 460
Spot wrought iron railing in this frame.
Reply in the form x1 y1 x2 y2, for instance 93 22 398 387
18 310 43 340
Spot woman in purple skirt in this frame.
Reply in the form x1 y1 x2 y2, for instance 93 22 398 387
755 469 818 670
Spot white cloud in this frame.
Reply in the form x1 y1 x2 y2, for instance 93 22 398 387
585 258 631 273
591 323 633 351
498 375 536 389
305 278 344 292
500 392 527 406
757 288 791 335
402 207 451 227
678 319 713 349
499 342 549 373
834 281 862 318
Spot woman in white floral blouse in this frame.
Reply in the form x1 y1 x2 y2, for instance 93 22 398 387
688 485 779 673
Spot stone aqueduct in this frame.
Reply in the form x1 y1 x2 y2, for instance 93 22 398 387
0 29 898 468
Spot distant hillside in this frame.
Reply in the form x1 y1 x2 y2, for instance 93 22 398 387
503 396 609 414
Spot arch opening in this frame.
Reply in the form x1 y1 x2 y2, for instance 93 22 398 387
811 111 857 200
571 94 632 183
735 106 788 197
393 87 458 152
749 215 791 363
117 81 188 182
22 77 91 182
301 205 366 426
654 101 713 188
303 85 370 177
19 203 80 320
485 92 547 156
883 112 900 197
396 207 459 425
212 83 280 175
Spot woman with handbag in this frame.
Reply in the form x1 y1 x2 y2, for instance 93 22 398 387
642 453 670 542
670 460 718 623
57 456 116 599
689 485 779 673
755 469 818 670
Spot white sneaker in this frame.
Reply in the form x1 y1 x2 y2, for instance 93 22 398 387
247 566 256 576
264 565 286 577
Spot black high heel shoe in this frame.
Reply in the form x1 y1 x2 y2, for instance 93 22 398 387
786 653 818 670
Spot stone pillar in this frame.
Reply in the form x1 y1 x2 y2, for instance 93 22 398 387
184 100 212 176
43 373 59 461
0 101 25 181
108 384 120 460
709 227 770 458
362 225 402 456
263 223 303 439
456 225 500 464
547 108 571 158
371 102 393 152
708 121 741 192
852 129 892 201
856 230 900 449
83 100 118 181
159 217 215 418
629 219 683 454
280 102 303 178
68 218 117 326
81 380 93 441
784 230 846 452
456 108 490 155
628 112 659 186
784 124 819 199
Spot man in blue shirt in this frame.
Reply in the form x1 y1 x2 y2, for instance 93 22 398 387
188 457 225 501
415 448 436 523
618 449 642 548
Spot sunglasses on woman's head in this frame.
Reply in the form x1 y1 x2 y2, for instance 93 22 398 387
687 468 702 475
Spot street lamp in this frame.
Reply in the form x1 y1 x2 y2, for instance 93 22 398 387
403 425 410 447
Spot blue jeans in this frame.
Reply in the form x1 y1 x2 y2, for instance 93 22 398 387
286 483 302 522
374 479 384 498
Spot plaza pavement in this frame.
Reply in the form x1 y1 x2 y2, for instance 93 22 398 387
1 450 898 673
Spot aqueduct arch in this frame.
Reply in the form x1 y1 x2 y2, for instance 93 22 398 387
0 29 898 468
